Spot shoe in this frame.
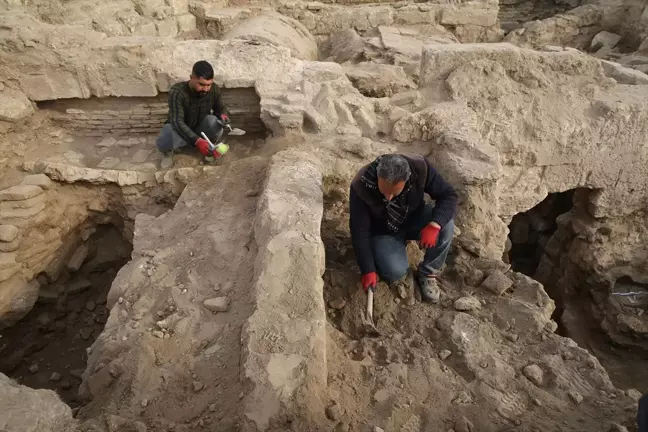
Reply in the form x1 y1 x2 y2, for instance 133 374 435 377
160 150 174 170
390 268 414 301
418 273 440 304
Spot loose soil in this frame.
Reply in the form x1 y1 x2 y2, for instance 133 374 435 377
0 224 132 407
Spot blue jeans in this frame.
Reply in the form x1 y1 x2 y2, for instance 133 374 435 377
639 393 648 432
155 114 223 153
371 204 454 283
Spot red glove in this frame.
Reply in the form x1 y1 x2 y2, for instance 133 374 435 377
420 224 440 248
195 138 211 156
220 114 230 124
361 272 377 292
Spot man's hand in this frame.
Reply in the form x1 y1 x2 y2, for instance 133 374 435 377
361 272 378 292
220 114 230 125
419 223 441 249
195 138 211 156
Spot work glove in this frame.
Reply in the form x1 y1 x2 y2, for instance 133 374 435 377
195 138 211 157
219 114 230 125
361 272 378 293
419 224 440 249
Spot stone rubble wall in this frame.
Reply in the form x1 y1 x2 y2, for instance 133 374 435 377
0 18 379 138
196 0 502 43
42 88 266 137
241 150 327 431
0 163 211 328
0 0 197 38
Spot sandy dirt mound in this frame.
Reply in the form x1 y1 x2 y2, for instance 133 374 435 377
74 157 267 431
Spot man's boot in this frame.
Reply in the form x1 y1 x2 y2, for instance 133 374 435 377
418 272 441 304
160 150 174 170
390 268 415 305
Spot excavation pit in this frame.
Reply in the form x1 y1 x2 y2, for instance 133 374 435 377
0 221 132 407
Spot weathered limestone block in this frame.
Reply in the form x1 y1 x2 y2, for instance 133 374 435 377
590 31 621 51
224 13 318 61
0 225 18 243
0 273 39 329
344 62 416 98
243 150 327 430
440 4 498 27
0 373 78 431
0 87 34 122
0 185 43 201
20 174 55 190
504 4 603 49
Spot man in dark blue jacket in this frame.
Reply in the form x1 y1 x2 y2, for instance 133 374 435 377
349 153 458 303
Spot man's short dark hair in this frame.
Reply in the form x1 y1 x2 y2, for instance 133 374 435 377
377 154 411 184
192 60 214 80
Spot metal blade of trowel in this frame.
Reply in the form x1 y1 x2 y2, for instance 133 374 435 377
363 288 380 337
225 124 246 136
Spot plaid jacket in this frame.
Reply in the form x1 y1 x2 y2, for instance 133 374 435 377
166 81 230 144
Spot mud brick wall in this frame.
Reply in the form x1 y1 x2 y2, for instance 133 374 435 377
41 88 266 137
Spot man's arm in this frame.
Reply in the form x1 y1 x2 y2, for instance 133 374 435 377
211 86 230 117
169 89 199 145
349 186 376 274
423 159 458 227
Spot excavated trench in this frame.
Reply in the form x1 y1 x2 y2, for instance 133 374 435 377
506 189 648 391
0 219 132 408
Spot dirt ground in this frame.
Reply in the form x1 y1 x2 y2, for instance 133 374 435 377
0 224 132 408
317 180 639 432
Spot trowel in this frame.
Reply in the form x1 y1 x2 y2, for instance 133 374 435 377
217 118 246 136
362 286 380 337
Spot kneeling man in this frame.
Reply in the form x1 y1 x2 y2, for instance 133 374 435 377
156 60 231 169
349 154 458 303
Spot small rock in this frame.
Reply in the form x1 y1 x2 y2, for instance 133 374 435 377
60 380 72 390
208 404 216 412
626 388 642 402
374 428 385 432
330 298 347 310
523 364 544 386
203 297 230 313
0 225 19 243
335 422 349 432
326 402 344 420
465 268 484 287
439 349 452 360
454 416 474 432
609 423 630 432
373 389 390 403
193 381 204 392
28 364 39 374
568 390 583 405
49 372 62 382
532 398 543 406
152 330 164 339
481 270 514 295
85 300 96 311
454 296 481 311
80 327 93 340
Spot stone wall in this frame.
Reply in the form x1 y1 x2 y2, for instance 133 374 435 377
242 150 327 431
41 88 266 137
195 1 502 43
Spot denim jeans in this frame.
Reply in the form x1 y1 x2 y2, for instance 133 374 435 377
639 393 648 432
155 114 223 153
371 203 454 283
